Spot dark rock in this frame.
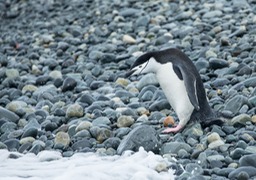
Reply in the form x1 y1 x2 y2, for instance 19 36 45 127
78 93 95 105
36 75 50 85
209 58 229 69
90 81 105 90
117 125 161 154
62 77 77 92
29 144 43 155
4 139 20 151
239 154 256 168
0 121 17 134
103 137 121 149
21 127 38 139
224 95 247 115
230 148 246 159
160 142 192 155
119 8 141 17
244 77 256 87
135 15 150 27
149 99 171 111
228 167 256 179
71 139 93 151
18 143 32 153
0 107 19 123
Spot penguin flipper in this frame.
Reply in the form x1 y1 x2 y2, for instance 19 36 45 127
173 65 200 111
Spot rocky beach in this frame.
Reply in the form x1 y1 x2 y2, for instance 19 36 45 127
0 0 256 179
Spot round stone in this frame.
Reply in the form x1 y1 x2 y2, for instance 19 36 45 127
117 115 135 128
207 132 221 143
54 132 70 148
22 85 38 93
66 104 84 118
20 137 36 145
75 121 92 132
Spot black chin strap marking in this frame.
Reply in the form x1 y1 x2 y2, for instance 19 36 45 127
139 60 149 75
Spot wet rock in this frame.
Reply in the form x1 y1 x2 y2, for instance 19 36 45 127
54 132 70 149
117 125 161 154
62 77 77 92
239 154 256 168
0 107 19 123
161 142 192 155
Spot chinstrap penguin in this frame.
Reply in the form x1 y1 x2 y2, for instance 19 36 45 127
126 48 222 133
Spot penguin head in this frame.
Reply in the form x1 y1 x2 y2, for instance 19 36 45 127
126 52 158 77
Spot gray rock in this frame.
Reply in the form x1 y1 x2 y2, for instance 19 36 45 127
212 78 230 87
29 144 43 155
62 77 77 92
33 85 58 101
209 58 229 69
102 137 121 149
243 77 256 87
74 129 91 138
245 146 256 154
0 107 19 123
207 154 225 162
161 142 192 155
119 8 141 17
5 68 19 79
140 91 154 101
136 73 158 90
117 125 161 154
178 149 190 158
0 142 7 149
135 15 150 27
185 163 203 175
8 129 23 139
197 152 208 168
224 95 247 115
249 96 256 107
78 93 95 105
183 122 203 137
202 10 223 19
92 117 111 126
149 99 171 111
4 139 20 151
75 121 92 132
230 148 246 159
195 59 209 71
23 119 41 131
114 127 131 138
228 166 256 179
0 122 16 135
239 154 256 168
217 168 235 177
71 139 93 151
21 127 38 139
57 41 69 51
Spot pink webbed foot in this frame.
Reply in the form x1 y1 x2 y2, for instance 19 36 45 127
162 125 183 134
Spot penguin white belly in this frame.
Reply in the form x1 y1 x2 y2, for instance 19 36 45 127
156 63 194 126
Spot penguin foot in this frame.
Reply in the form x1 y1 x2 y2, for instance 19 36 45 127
162 125 183 133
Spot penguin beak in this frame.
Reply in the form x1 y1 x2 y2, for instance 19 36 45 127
125 69 136 78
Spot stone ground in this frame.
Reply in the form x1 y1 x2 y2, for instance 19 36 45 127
0 0 256 179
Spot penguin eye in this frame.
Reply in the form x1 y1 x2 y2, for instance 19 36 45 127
139 65 142 68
